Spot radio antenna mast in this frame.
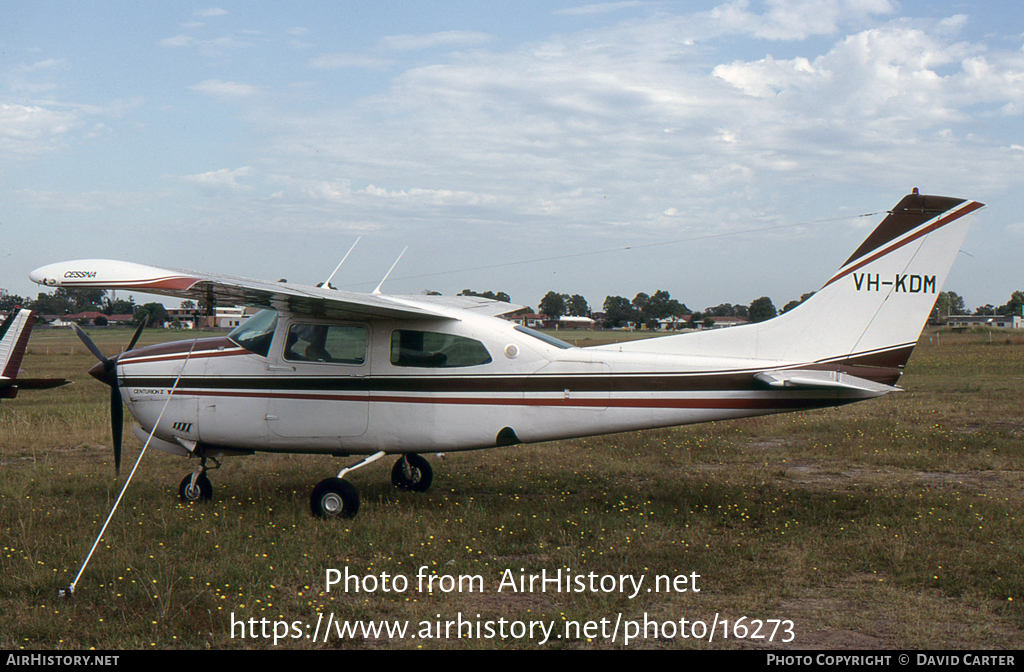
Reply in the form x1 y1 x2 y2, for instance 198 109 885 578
323 237 361 288
373 247 408 295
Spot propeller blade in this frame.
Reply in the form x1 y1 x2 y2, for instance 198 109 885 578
71 323 111 367
111 384 123 477
72 322 130 477
126 321 145 353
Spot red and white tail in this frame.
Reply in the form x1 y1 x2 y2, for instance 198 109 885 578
605 191 983 382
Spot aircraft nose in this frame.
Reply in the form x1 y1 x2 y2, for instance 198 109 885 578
28 265 52 286
89 359 117 387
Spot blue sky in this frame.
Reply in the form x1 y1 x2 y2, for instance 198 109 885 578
2 1 1022 313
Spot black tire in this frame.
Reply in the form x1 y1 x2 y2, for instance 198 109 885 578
178 473 213 503
310 478 360 519
391 454 433 492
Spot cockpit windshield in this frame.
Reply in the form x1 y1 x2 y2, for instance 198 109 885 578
228 309 278 357
513 325 575 350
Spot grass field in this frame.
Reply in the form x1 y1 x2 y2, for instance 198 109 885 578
1 326 1023 649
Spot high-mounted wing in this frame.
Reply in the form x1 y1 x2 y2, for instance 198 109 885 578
392 294 525 318
28 259 477 322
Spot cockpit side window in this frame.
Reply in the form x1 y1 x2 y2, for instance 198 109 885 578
228 309 278 358
284 324 367 364
390 330 492 368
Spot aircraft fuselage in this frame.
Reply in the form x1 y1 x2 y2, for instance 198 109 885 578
114 308 885 459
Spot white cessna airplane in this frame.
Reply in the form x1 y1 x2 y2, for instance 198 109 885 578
29 190 983 519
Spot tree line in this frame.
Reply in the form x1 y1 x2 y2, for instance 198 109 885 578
0 287 178 328
537 289 784 329
6 285 1022 330
499 287 1024 329
931 291 1024 321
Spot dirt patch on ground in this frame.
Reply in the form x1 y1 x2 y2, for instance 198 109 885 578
739 457 1024 498
748 439 792 450
955 422 1024 435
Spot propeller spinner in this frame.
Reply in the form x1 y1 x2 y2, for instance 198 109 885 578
72 322 145 476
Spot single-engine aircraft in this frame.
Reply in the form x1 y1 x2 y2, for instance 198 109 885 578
0 308 69 398
29 190 983 519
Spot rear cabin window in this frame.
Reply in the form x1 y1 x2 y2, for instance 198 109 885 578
284 324 367 365
390 330 492 368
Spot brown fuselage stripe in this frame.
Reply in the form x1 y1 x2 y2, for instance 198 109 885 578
121 365 886 393
133 387 856 411
119 337 237 361
123 348 247 364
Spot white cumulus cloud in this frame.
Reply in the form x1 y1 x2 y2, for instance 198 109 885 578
308 53 392 70
158 34 195 48
555 2 648 16
0 103 79 157
381 31 495 51
188 79 259 98
699 0 897 41
181 166 253 192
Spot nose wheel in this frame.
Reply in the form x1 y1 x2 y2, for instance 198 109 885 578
178 456 218 503
179 472 213 502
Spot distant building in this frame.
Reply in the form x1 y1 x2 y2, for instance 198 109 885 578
501 313 596 329
704 316 749 329
503 313 548 329
557 315 595 330
657 316 693 331
200 306 261 330
945 315 1023 329
165 307 199 329
53 312 134 326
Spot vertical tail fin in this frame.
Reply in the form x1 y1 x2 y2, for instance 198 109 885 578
768 192 983 371
0 309 38 397
792 192 983 369
603 191 983 382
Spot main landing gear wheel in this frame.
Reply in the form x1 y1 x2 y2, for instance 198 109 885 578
391 454 433 492
310 478 360 519
179 472 213 503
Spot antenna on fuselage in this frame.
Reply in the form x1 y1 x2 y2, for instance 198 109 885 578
372 247 408 295
322 236 361 289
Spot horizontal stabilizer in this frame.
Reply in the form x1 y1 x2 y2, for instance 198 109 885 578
13 378 72 390
754 370 899 395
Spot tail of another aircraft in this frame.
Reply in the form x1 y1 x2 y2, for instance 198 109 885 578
602 190 984 384
0 309 38 398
